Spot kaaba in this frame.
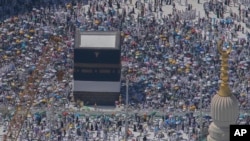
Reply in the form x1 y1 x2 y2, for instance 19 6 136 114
73 30 121 105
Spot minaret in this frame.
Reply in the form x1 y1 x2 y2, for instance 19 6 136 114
207 40 239 141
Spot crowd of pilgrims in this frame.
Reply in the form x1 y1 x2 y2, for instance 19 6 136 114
0 0 250 140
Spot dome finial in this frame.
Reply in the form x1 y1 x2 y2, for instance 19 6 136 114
217 40 232 97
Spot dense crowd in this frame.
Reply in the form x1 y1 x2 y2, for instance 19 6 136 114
0 0 250 140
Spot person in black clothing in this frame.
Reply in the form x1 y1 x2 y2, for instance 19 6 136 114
131 7 135 14
133 124 137 132
95 123 98 130
123 8 126 17
90 124 94 131
108 0 112 7
37 117 41 126
117 1 120 9
77 128 81 136
216 9 220 18
61 121 64 128
96 4 99 11
76 116 79 122
189 4 192 10
143 135 147 141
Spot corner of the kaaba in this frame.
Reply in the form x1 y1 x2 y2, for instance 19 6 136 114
73 30 121 106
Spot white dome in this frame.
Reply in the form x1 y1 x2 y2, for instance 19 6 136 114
207 93 239 141
210 94 239 127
